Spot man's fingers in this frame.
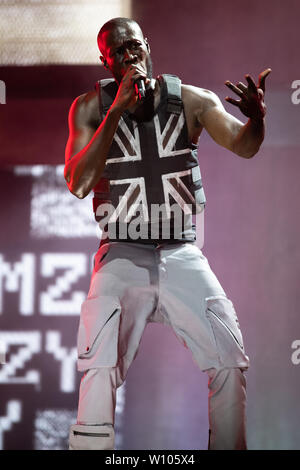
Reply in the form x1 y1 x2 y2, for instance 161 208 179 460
258 68 272 92
225 70 271 117
236 82 247 92
126 66 148 85
225 96 241 107
245 74 257 92
126 64 146 76
129 63 148 76
225 81 244 97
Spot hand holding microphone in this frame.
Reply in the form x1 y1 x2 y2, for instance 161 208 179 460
114 64 150 111
130 62 148 101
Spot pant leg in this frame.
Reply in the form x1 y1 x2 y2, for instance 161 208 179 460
158 242 250 449
70 242 159 450
76 367 121 426
206 367 247 450
69 367 122 450
69 423 115 450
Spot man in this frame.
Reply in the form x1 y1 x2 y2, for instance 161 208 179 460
65 17 271 450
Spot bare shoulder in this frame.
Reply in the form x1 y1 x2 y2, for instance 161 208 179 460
180 84 224 142
181 84 223 115
69 90 101 130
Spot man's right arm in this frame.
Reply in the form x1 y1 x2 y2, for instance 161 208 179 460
64 64 150 199
64 93 123 199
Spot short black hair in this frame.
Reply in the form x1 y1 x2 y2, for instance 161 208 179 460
97 17 144 53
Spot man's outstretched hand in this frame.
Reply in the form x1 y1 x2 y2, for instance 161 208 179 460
225 68 271 122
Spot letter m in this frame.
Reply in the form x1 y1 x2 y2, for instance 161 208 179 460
0 254 35 315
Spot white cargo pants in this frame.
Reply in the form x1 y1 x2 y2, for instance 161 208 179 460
69 241 250 450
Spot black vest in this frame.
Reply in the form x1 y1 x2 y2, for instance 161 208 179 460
93 74 206 245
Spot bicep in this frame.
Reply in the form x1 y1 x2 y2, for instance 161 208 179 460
198 92 244 151
65 96 96 165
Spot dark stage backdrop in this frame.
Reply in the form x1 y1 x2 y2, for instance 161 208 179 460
0 0 300 450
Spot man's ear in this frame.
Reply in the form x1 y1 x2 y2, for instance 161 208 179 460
100 55 109 69
144 37 150 53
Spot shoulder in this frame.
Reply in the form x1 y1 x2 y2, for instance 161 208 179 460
177 83 226 141
68 90 100 129
181 84 223 113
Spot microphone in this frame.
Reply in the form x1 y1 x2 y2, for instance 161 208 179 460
134 79 146 101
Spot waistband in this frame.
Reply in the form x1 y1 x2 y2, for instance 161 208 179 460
99 238 196 249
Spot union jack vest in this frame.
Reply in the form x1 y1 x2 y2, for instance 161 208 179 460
93 74 206 245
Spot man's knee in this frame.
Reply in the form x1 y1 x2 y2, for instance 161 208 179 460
81 365 125 390
206 367 247 397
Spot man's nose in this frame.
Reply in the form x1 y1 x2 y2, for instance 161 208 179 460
124 48 137 64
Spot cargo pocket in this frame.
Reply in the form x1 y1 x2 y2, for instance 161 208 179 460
205 295 249 368
77 296 121 369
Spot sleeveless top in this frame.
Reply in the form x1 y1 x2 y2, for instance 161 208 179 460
93 74 206 246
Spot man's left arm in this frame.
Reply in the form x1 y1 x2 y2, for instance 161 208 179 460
196 68 271 159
